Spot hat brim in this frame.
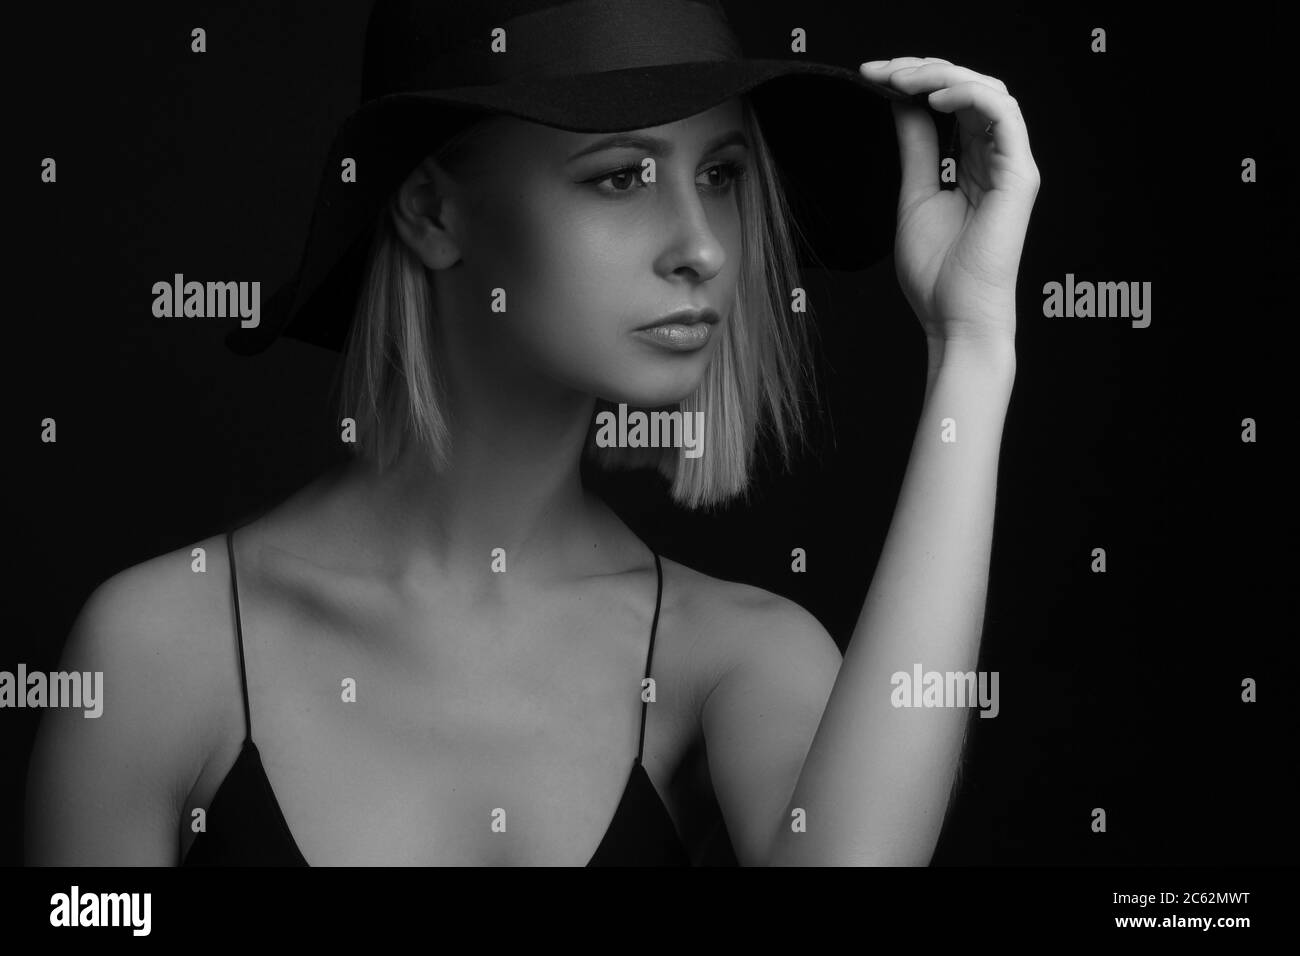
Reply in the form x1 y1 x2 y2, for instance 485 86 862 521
227 59 902 356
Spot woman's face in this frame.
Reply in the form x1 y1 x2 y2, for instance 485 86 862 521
426 98 748 408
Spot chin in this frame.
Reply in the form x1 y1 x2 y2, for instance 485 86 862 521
597 357 714 408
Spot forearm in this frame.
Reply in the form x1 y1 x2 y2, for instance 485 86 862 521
769 334 1015 865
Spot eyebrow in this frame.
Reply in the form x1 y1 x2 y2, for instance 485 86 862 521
566 129 750 162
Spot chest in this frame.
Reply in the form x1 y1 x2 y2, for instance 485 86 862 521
184 567 706 865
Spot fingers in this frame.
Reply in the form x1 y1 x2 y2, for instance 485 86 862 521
860 56 951 75
860 58 1039 189
861 58 951 208
887 98 941 209
928 81 1033 166
863 58 1005 95
860 57 950 101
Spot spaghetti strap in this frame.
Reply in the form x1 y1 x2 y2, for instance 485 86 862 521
635 549 663 767
225 529 254 745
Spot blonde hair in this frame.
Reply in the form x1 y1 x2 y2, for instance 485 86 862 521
334 96 824 510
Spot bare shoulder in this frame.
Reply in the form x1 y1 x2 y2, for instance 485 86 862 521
97 536 241 740
650 559 842 866
24 531 247 863
656 555 841 704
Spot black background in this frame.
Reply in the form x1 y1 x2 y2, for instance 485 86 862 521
5 0 1292 869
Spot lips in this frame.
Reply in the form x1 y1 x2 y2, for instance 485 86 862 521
634 308 720 331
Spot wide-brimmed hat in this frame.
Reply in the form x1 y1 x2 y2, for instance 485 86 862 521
226 0 902 356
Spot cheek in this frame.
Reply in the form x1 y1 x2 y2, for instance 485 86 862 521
470 185 638 346
453 178 742 401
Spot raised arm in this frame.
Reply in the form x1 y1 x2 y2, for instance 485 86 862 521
704 55 1035 865
702 342 1012 866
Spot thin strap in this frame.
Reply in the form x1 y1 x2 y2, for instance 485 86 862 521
634 549 663 767
226 529 253 745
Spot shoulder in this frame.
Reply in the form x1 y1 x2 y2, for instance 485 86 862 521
657 556 841 706
654 558 842 865
23 532 247 863
75 534 235 666
60 533 244 784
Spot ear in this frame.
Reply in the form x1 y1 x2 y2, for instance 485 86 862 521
390 156 462 270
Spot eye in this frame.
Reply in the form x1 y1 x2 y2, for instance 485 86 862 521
699 161 748 192
592 165 645 194
586 160 749 196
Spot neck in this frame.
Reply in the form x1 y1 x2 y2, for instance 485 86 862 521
326 364 637 591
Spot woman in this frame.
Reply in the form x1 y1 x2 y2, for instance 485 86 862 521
24 0 1035 866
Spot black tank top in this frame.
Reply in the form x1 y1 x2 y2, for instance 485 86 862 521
182 527 690 866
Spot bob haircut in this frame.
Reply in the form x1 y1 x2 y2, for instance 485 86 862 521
335 94 825 511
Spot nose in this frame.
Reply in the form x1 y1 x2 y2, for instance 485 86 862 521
653 177 728 283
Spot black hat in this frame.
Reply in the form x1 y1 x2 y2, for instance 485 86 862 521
227 0 901 356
